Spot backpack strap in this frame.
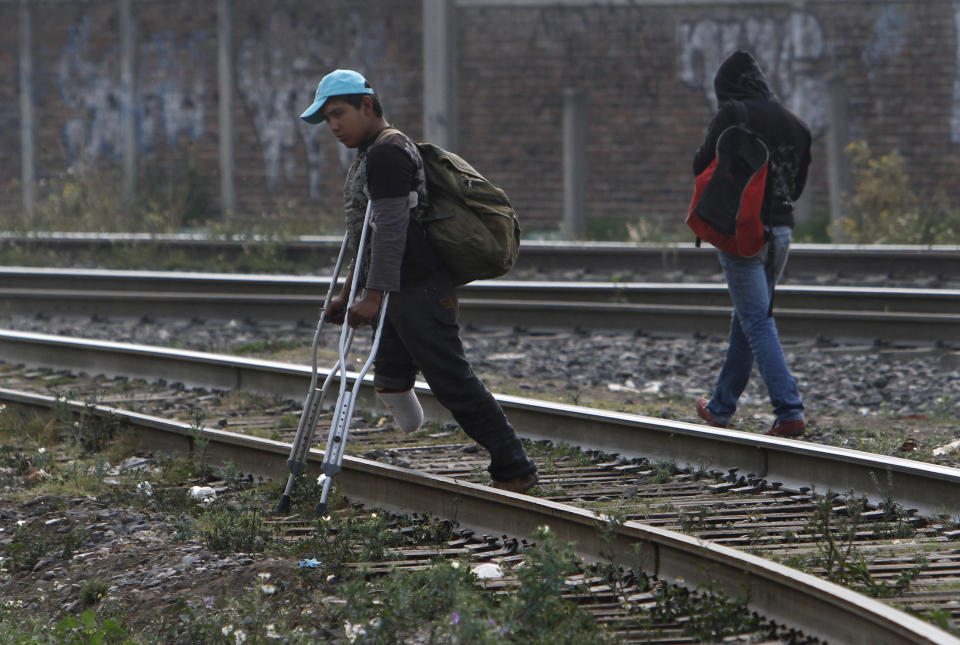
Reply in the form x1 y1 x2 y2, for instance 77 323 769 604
732 101 777 317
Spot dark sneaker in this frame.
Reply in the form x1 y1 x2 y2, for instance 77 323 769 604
696 398 727 428
766 418 805 438
491 472 539 494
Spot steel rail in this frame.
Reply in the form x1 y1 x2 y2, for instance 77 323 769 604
3 266 960 311
1 385 954 645
2 268 959 342
3 233 960 277
1 328 958 519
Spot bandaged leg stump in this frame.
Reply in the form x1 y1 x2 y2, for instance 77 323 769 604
377 388 424 432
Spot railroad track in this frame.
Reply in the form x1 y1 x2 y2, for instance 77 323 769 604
0 331 959 643
3 267 960 343
3 233 960 283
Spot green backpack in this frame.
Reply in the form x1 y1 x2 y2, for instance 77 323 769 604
414 142 521 285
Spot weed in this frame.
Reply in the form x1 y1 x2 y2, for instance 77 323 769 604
804 495 862 581
2 518 85 575
648 580 760 641
215 460 251 490
80 579 112 607
2 523 50 574
188 412 211 479
928 395 959 423
917 608 960 635
300 509 407 573
337 526 610 643
870 471 918 540
54 607 133 645
802 494 924 598
278 414 299 429
197 503 272 554
646 460 678 484
677 505 714 532
0 445 34 483
155 453 194 485
592 505 632 597
838 141 960 244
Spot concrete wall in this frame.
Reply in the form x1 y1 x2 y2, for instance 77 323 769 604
5 1 960 236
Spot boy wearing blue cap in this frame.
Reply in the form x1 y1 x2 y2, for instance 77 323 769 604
301 69 538 493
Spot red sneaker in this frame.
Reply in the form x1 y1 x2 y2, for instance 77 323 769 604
696 398 727 428
766 418 805 438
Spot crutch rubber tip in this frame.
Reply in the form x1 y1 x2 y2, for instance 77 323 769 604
275 495 292 515
315 501 328 516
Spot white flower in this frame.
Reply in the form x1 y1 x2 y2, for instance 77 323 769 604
260 584 277 595
37 447 46 454
344 621 367 643
265 624 282 640
450 561 460 569
15 520 26 527
221 624 233 636
257 571 272 581
234 630 247 644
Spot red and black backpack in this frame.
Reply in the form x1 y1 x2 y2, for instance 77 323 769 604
686 102 769 257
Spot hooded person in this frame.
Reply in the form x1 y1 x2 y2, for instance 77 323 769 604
691 50 812 438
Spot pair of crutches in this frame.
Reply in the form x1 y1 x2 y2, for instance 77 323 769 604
276 202 389 515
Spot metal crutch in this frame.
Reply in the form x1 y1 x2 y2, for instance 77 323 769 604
275 201 384 514
315 283 389 515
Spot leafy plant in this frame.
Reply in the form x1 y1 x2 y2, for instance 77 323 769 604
197 504 272 554
838 141 960 244
80 579 112 607
54 607 133 645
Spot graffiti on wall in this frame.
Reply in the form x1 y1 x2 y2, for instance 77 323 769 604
677 10 826 136
57 16 207 164
137 31 206 154
236 8 393 199
861 4 906 76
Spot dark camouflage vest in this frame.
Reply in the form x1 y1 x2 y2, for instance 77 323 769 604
342 127 428 280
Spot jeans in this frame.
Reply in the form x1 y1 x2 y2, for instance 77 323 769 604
706 226 804 425
373 271 536 481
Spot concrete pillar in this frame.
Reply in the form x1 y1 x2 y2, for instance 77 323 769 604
218 0 236 217
18 0 34 223
563 88 587 240
119 0 136 197
423 0 458 150
826 75 852 233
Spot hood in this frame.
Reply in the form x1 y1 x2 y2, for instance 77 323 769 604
713 50 774 104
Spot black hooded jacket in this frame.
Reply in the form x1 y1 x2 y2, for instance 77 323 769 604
692 51 812 229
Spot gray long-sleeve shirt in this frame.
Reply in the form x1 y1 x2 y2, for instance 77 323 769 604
342 128 433 292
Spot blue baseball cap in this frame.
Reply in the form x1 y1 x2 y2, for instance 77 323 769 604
300 69 374 124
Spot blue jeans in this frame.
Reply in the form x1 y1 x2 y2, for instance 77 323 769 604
706 226 804 425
